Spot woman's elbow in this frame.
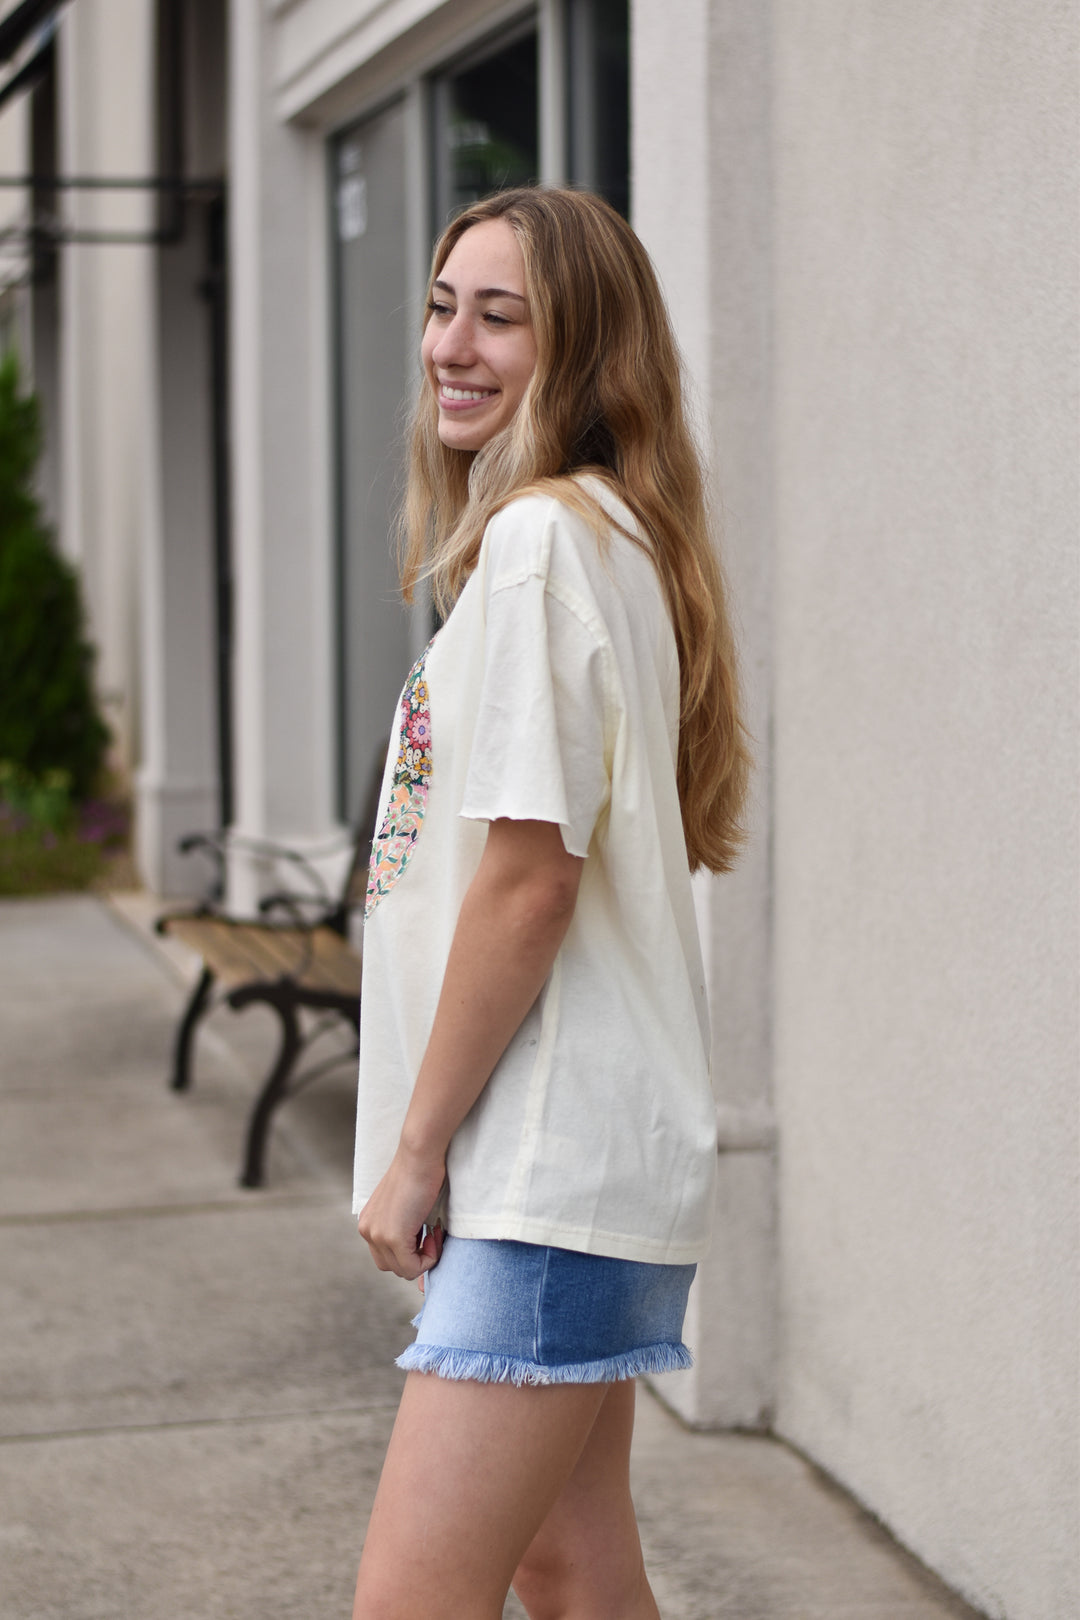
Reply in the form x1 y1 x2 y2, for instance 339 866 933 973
531 863 582 926
498 861 580 941
483 821 584 919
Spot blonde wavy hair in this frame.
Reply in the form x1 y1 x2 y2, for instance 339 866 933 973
400 186 750 874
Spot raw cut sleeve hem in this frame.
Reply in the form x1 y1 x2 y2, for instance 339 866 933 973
458 805 590 860
395 1339 693 1387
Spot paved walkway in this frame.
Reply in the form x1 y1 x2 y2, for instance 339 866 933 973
0 894 985 1619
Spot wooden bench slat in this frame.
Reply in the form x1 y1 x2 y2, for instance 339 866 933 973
167 918 304 986
165 916 361 999
300 929 363 996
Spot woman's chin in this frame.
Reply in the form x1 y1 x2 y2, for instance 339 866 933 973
437 402 510 453
438 423 488 452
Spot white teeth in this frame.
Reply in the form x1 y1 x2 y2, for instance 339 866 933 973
441 386 493 401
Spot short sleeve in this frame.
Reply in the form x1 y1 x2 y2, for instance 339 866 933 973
459 571 612 858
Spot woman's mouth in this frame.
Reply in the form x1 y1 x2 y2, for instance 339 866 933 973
439 384 497 407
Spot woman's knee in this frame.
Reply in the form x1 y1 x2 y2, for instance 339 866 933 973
512 1543 571 1620
513 1542 653 1620
355 1566 503 1620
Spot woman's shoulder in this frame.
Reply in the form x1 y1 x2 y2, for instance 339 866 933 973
485 473 637 527
481 476 644 587
482 489 560 560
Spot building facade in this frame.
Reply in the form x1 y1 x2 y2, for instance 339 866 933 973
2 3 1076 1617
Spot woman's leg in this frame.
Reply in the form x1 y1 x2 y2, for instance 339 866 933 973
512 1380 660 1620
352 1370 609 1620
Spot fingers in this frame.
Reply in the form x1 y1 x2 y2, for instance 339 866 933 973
356 1217 437 1282
358 1233 414 1278
418 1223 444 1265
355 1161 447 1280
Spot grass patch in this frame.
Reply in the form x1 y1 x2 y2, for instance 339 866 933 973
0 825 105 894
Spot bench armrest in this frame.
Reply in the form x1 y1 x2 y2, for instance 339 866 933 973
176 829 349 909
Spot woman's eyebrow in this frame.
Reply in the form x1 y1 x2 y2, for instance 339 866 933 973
432 278 525 303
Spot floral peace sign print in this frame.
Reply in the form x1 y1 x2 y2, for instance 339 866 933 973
365 646 433 918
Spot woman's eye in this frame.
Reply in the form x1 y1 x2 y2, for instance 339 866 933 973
483 311 510 327
426 300 453 318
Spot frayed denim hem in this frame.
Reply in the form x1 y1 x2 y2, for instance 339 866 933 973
395 1339 693 1386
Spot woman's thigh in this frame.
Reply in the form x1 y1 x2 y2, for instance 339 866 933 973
512 1381 659 1620
353 1370 609 1620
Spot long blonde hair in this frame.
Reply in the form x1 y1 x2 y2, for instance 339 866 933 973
400 186 750 874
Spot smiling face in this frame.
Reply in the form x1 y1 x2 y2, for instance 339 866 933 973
421 218 538 453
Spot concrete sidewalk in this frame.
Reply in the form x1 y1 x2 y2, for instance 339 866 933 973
0 894 984 1620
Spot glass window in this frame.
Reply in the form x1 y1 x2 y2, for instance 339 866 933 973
428 5 628 228
331 102 416 819
568 0 629 217
431 27 539 227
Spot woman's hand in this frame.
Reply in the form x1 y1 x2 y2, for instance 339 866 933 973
357 1144 447 1281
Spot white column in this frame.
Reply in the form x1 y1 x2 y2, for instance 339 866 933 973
227 0 340 914
56 4 93 579
57 0 156 777
227 0 268 914
633 0 777 1428
135 211 220 897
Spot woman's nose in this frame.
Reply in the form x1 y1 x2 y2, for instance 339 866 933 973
431 312 474 368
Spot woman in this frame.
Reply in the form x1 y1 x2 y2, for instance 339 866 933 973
353 186 749 1620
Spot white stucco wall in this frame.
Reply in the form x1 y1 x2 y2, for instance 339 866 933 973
770 5 1078 1618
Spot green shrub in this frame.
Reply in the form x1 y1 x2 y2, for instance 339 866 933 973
0 353 109 798
0 760 73 833
0 761 129 896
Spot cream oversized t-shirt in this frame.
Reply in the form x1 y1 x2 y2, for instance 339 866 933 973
353 480 716 1264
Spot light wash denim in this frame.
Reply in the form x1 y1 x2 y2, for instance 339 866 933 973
397 1235 695 1386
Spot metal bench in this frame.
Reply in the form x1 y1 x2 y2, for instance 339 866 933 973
156 761 383 1187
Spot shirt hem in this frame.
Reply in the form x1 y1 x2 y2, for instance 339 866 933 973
442 1209 709 1266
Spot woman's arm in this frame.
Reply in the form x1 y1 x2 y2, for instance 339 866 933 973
357 816 584 1279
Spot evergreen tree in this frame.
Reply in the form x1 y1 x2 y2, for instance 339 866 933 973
0 353 109 798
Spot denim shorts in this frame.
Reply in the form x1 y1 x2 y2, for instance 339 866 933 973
396 1235 696 1387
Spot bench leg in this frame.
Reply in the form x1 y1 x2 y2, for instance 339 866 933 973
170 965 215 1092
239 999 301 1189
